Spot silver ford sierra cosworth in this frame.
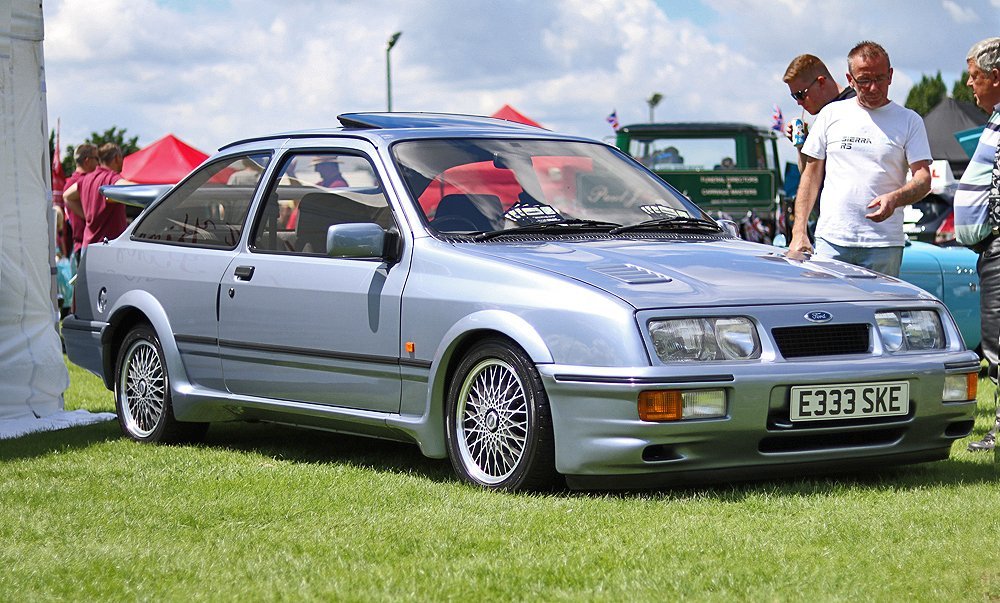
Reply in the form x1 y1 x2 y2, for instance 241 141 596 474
64 113 981 491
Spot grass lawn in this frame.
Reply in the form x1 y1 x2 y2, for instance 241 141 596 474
1 359 996 601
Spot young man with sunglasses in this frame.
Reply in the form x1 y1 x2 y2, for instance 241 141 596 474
782 54 857 171
789 41 932 278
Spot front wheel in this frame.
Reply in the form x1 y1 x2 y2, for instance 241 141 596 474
445 339 559 491
115 324 207 444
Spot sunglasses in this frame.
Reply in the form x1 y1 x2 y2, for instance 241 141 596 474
790 76 820 101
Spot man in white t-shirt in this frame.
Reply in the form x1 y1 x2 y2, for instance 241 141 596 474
789 41 932 277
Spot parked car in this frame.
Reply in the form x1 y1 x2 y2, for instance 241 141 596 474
64 113 980 491
903 193 955 245
899 240 981 352
902 160 959 245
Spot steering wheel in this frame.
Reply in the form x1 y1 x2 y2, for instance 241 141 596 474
433 216 482 233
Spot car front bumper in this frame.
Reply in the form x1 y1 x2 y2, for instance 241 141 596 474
539 351 980 489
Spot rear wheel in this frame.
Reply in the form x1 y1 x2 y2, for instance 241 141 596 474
445 339 559 491
115 324 207 443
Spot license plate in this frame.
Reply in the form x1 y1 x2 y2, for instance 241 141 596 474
790 381 909 422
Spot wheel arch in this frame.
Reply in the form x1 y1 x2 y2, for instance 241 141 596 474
399 310 552 459
100 291 185 393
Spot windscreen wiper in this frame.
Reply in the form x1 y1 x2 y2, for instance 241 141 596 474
473 219 621 241
609 216 722 235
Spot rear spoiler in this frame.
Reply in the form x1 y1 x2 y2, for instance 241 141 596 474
99 184 173 209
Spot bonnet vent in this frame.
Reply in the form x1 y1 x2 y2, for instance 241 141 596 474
589 264 672 284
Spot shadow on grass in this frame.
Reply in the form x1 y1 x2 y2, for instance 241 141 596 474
201 421 456 484
2 417 993 497
578 456 997 502
189 421 1000 497
0 419 120 461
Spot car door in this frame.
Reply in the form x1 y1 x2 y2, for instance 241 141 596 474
218 149 404 413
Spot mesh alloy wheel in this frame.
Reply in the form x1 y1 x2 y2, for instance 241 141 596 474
118 336 167 439
446 339 558 491
454 358 530 485
114 325 207 444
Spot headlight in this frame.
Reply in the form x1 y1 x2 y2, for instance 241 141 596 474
649 317 761 362
875 310 944 352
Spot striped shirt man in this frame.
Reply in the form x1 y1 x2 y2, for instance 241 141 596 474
954 105 1000 249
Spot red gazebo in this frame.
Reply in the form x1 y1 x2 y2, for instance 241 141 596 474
491 104 543 128
121 134 209 184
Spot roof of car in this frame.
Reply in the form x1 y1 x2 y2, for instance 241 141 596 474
218 112 552 152
338 112 546 131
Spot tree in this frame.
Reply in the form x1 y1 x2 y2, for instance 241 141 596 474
55 125 141 173
904 71 946 116
86 126 140 155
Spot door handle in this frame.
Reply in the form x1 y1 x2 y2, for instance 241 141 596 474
234 265 255 281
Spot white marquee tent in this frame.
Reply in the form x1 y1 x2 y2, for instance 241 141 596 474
1 1 112 437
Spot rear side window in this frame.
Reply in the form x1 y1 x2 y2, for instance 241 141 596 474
131 154 270 248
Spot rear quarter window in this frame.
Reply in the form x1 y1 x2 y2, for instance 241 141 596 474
131 153 270 248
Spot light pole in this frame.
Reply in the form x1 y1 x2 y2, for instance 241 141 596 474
647 92 663 122
386 31 402 112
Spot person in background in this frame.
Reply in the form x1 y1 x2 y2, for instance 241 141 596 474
314 156 348 188
953 37 1000 452
782 54 857 171
226 157 264 186
61 144 98 259
789 41 932 278
64 143 130 249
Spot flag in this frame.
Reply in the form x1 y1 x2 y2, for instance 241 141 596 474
770 104 784 133
606 110 619 131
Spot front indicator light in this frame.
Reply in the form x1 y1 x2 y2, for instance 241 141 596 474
639 389 727 422
943 372 978 402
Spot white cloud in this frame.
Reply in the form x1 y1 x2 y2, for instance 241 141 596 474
42 0 999 167
942 0 978 23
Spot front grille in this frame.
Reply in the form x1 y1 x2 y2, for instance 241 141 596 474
771 323 870 358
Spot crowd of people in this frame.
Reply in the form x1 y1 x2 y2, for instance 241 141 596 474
781 38 1000 453
54 142 130 263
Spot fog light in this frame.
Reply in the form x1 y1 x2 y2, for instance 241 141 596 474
638 389 727 422
943 373 978 402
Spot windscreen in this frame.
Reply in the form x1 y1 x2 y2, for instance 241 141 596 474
391 138 706 235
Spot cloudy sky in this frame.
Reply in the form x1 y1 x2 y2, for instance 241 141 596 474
43 0 1000 165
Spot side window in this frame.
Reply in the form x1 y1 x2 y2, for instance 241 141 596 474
131 153 270 248
251 153 394 255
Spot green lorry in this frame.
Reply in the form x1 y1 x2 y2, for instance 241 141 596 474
615 122 787 241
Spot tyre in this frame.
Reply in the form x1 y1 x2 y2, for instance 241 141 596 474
115 324 207 444
445 338 559 491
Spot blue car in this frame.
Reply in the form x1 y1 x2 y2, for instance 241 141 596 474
899 240 981 352
64 113 980 491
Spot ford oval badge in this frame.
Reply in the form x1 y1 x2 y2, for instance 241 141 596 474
805 310 832 323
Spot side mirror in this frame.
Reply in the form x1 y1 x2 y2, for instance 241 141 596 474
326 223 400 262
716 218 740 239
